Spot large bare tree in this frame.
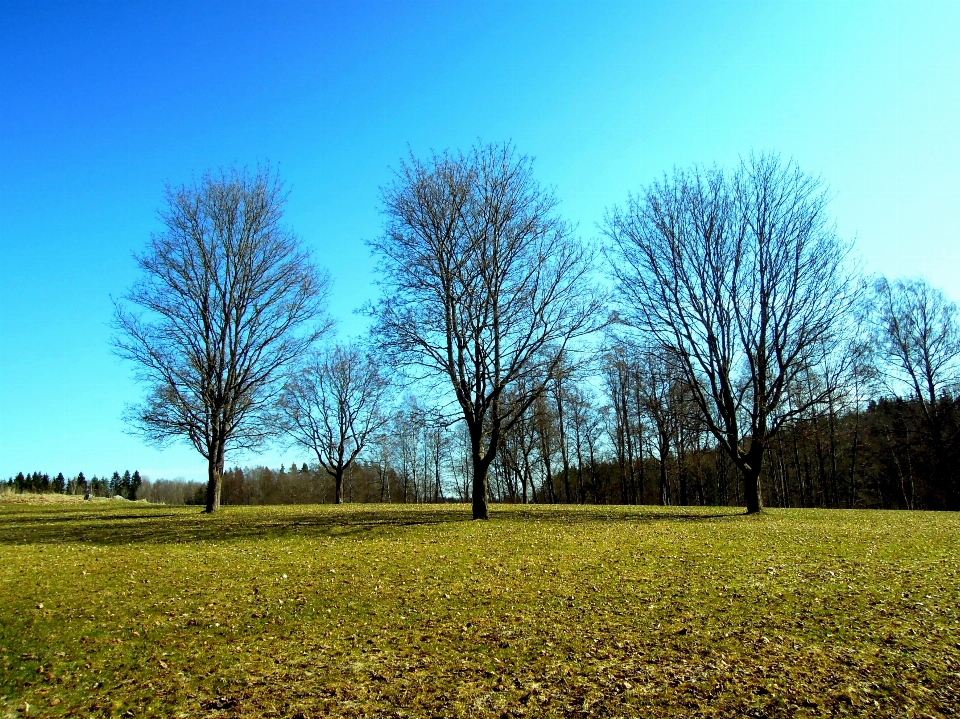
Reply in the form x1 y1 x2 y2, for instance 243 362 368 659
605 154 857 513
114 167 331 512
371 142 604 519
279 342 393 504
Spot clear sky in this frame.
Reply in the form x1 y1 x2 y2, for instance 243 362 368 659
1 0 958 482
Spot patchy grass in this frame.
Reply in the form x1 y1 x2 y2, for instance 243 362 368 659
0 502 958 718
0 493 87 505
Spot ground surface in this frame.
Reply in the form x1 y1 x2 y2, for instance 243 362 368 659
0 499 958 718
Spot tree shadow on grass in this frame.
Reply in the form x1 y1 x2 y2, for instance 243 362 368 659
500 506 747 527
0 503 746 547
0 504 472 546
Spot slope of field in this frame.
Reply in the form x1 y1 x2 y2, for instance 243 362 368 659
0 501 957 718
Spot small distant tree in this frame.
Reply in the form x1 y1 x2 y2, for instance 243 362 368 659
114 167 333 512
280 342 394 503
131 471 142 500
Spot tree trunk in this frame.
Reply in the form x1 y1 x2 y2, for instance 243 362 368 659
554 379 572 503
472 454 489 520
743 464 762 514
658 432 669 505
205 449 224 513
734 440 764 514
679 460 688 506
335 470 345 504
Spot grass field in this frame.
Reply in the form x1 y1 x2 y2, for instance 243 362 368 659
1 499 958 718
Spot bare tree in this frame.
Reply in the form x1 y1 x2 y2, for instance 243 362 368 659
371 142 604 519
635 345 680 506
567 385 603 504
605 154 857 513
280 343 393 504
872 276 960 509
114 167 331 512
873 277 960 410
495 381 540 504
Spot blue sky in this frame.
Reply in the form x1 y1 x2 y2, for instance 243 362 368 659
1 0 958 482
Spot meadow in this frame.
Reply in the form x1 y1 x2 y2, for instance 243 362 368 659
1 498 957 718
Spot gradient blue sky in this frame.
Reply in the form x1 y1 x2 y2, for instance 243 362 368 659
1 0 958 482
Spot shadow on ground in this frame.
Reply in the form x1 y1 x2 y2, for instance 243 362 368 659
0 502 746 547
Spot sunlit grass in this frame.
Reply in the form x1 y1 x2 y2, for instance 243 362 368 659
1 501 958 717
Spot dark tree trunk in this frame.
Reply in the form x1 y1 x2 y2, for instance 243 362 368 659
636 430 646 504
205 444 225 513
659 453 668 506
543 457 555 503
744 464 762 514
658 431 670 505
740 442 764 514
335 471 345 504
679 457 688 506
434 433 444 503
554 380 572 503
472 455 489 520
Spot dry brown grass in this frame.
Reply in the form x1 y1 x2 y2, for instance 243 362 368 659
0 491 87 505
1 502 958 717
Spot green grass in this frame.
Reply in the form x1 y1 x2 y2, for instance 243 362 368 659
1 500 958 718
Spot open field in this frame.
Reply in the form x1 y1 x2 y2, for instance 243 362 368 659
1 501 958 718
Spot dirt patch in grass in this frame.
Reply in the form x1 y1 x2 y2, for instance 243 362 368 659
0 493 89 505
1 503 958 717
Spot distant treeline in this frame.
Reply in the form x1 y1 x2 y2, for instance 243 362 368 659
7 394 958 511
4 470 142 499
